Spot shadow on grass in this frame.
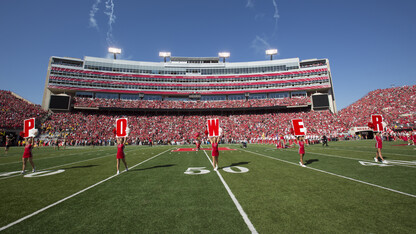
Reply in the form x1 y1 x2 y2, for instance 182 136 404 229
62 164 99 169
305 159 319 165
131 164 176 171
222 162 250 169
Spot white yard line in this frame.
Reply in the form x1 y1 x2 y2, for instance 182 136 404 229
0 148 171 232
285 149 416 169
203 150 258 234
0 149 107 166
0 148 136 181
240 149 416 198
327 146 416 157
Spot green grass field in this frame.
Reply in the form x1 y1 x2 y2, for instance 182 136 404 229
0 141 415 233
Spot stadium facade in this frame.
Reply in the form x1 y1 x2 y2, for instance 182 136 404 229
42 55 336 112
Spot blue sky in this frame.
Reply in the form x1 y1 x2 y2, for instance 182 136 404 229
0 0 415 110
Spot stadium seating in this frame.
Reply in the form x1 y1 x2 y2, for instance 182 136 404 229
0 90 47 129
2 85 414 145
41 110 344 144
73 96 312 109
336 85 415 129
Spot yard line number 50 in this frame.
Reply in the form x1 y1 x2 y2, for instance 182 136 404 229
184 166 249 175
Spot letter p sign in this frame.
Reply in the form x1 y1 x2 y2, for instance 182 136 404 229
292 119 307 136
371 115 383 132
24 118 35 138
116 118 128 137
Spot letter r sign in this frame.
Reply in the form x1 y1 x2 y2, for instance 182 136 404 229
371 115 383 132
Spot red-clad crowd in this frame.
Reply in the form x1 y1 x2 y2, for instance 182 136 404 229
73 96 311 109
2 85 415 146
0 90 47 129
41 109 343 144
337 85 416 129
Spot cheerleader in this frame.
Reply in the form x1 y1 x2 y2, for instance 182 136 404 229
195 132 201 151
21 137 36 174
374 132 387 163
209 136 220 171
116 137 128 174
4 136 11 155
298 136 306 167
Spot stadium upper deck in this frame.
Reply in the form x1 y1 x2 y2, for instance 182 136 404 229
42 55 336 112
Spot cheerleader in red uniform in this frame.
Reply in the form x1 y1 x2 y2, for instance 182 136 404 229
209 136 220 171
374 132 387 163
116 137 128 174
21 137 36 174
298 136 306 167
195 132 201 151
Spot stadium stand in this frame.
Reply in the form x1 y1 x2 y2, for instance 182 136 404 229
72 96 311 109
39 85 415 145
41 109 343 144
337 85 416 130
0 90 47 129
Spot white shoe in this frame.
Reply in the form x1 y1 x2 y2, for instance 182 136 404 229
117 170 120 175
21 171 25 174
382 160 388 164
374 157 378 162
32 168 36 173
299 162 306 167
125 167 128 172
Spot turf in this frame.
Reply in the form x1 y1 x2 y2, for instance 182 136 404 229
0 140 415 233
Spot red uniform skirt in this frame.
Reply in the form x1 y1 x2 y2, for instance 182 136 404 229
117 144 125 159
22 145 32 158
212 143 219 157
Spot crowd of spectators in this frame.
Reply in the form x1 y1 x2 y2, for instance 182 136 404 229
73 96 311 109
336 85 416 129
2 85 415 146
41 109 344 144
0 90 47 129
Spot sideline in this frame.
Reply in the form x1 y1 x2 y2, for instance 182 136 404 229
203 150 258 234
0 148 172 232
240 149 416 198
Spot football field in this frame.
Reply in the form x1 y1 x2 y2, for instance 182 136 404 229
0 141 415 233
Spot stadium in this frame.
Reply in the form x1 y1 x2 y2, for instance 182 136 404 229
1 50 415 232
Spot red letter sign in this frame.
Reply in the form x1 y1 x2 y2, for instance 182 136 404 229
291 119 306 136
116 118 128 137
207 119 220 137
371 115 383 132
24 118 35 138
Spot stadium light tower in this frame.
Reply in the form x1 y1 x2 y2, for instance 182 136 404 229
218 52 230 63
108 47 121 60
266 49 278 60
159 51 171 63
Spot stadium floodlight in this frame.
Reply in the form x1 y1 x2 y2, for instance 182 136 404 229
108 47 122 60
218 52 230 63
265 49 278 60
159 51 171 63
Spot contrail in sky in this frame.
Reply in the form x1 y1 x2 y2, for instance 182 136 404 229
251 35 272 54
104 0 116 46
89 0 101 29
272 0 279 34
